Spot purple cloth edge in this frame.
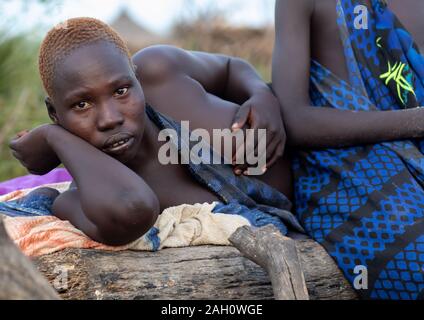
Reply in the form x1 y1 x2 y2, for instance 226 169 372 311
0 168 72 196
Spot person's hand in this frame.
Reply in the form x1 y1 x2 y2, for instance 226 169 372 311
9 124 61 175
231 91 286 175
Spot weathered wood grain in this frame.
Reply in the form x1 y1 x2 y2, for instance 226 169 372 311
34 238 358 300
0 217 59 300
35 246 274 300
229 225 309 300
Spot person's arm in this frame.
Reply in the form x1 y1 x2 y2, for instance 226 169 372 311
133 45 286 171
272 0 424 149
8 128 61 175
133 44 270 102
10 124 159 246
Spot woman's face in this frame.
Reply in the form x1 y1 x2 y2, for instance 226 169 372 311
48 41 147 164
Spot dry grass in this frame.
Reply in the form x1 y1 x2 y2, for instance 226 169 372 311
171 18 274 81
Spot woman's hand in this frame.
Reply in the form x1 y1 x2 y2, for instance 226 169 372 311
9 124 61 175
231 90 286 175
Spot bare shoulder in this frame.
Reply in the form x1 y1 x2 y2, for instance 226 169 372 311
132 45 187 84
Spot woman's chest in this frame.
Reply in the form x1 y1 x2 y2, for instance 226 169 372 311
137 158 219 211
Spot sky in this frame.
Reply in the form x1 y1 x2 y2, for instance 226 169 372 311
1 0 276 36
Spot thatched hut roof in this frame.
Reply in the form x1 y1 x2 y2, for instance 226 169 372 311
110 9 159 52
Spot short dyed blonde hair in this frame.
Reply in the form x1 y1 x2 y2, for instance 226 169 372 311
39 17 131 97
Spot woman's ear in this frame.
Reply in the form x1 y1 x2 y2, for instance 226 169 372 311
45 97 59 124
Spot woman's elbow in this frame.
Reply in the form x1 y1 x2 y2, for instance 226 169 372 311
93 194 160 246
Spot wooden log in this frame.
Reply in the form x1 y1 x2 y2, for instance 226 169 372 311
34 240 358 300
35 246 274 300
0 217 59 300
229 225 309 300
295 238 358 300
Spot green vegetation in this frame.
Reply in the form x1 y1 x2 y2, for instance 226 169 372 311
0 30 50 181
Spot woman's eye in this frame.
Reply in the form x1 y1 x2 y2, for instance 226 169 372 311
114 87 129 96
73 101 90 110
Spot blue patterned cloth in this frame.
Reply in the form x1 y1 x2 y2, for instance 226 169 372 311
0 193 54 217
293 0 424 300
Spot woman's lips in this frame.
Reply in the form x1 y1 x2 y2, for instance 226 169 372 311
102 137 135 155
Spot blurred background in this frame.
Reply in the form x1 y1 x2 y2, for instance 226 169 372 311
0 0 275 181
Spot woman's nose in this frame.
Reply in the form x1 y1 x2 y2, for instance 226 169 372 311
96 103 124 131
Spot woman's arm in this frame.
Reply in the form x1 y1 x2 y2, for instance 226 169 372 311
10 124 159 246
133 45 286 170
272 0 424 149
133 44 270 100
